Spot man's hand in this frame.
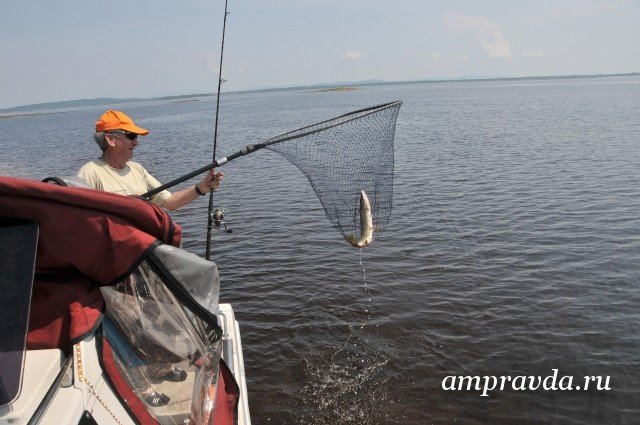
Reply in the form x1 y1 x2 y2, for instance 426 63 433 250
197 169 224 194
164 169 225 211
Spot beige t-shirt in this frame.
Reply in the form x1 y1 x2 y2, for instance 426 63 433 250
77 158 172 206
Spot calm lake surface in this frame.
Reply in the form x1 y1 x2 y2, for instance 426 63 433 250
1 76 639 424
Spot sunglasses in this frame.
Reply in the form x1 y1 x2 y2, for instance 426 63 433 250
107 130 138 141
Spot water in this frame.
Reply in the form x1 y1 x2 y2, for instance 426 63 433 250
2 76 640 424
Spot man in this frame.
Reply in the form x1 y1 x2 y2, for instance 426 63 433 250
77 109 220 407
78 109 222 210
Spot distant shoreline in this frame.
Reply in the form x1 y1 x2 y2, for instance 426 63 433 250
170 99 200 104
308 86 358 93
0 109 74 119
2 71 638 114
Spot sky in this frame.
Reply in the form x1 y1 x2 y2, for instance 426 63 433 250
1 0 639 109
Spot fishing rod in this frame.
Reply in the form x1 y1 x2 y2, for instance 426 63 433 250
206 0 230 261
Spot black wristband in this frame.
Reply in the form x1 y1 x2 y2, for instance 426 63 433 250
194 184 206 196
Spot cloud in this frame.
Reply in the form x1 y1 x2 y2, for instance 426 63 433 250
339 50 363 61
521 50 547 58
418 51 469 62
444 12 513 59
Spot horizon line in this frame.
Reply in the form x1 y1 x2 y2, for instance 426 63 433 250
2 71 639 113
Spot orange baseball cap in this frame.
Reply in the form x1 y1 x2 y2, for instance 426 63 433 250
95 110 149 135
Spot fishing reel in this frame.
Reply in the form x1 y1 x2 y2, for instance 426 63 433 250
210 208 232 233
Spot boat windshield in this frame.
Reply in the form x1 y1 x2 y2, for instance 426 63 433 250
0 218 38 406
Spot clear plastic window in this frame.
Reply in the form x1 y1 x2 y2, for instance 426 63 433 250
101 254 221 424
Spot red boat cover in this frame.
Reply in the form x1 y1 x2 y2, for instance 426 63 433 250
0 176 182 351
1 176 239 425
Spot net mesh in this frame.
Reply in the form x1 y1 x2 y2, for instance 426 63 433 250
263 101 402 244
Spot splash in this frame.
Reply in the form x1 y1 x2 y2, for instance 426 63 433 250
299 340 391 425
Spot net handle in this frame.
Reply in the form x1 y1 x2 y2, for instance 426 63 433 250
141 143 264 199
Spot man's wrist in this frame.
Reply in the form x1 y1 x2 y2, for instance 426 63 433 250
194 183 206 196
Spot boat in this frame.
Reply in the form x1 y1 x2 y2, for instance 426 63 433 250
0 176 251 425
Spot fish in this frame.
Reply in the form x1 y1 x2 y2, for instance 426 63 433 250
344 190 374 248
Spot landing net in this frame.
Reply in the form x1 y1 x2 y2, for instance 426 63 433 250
263 101 402 244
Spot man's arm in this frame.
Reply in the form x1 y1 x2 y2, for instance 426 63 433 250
162 170 224 211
